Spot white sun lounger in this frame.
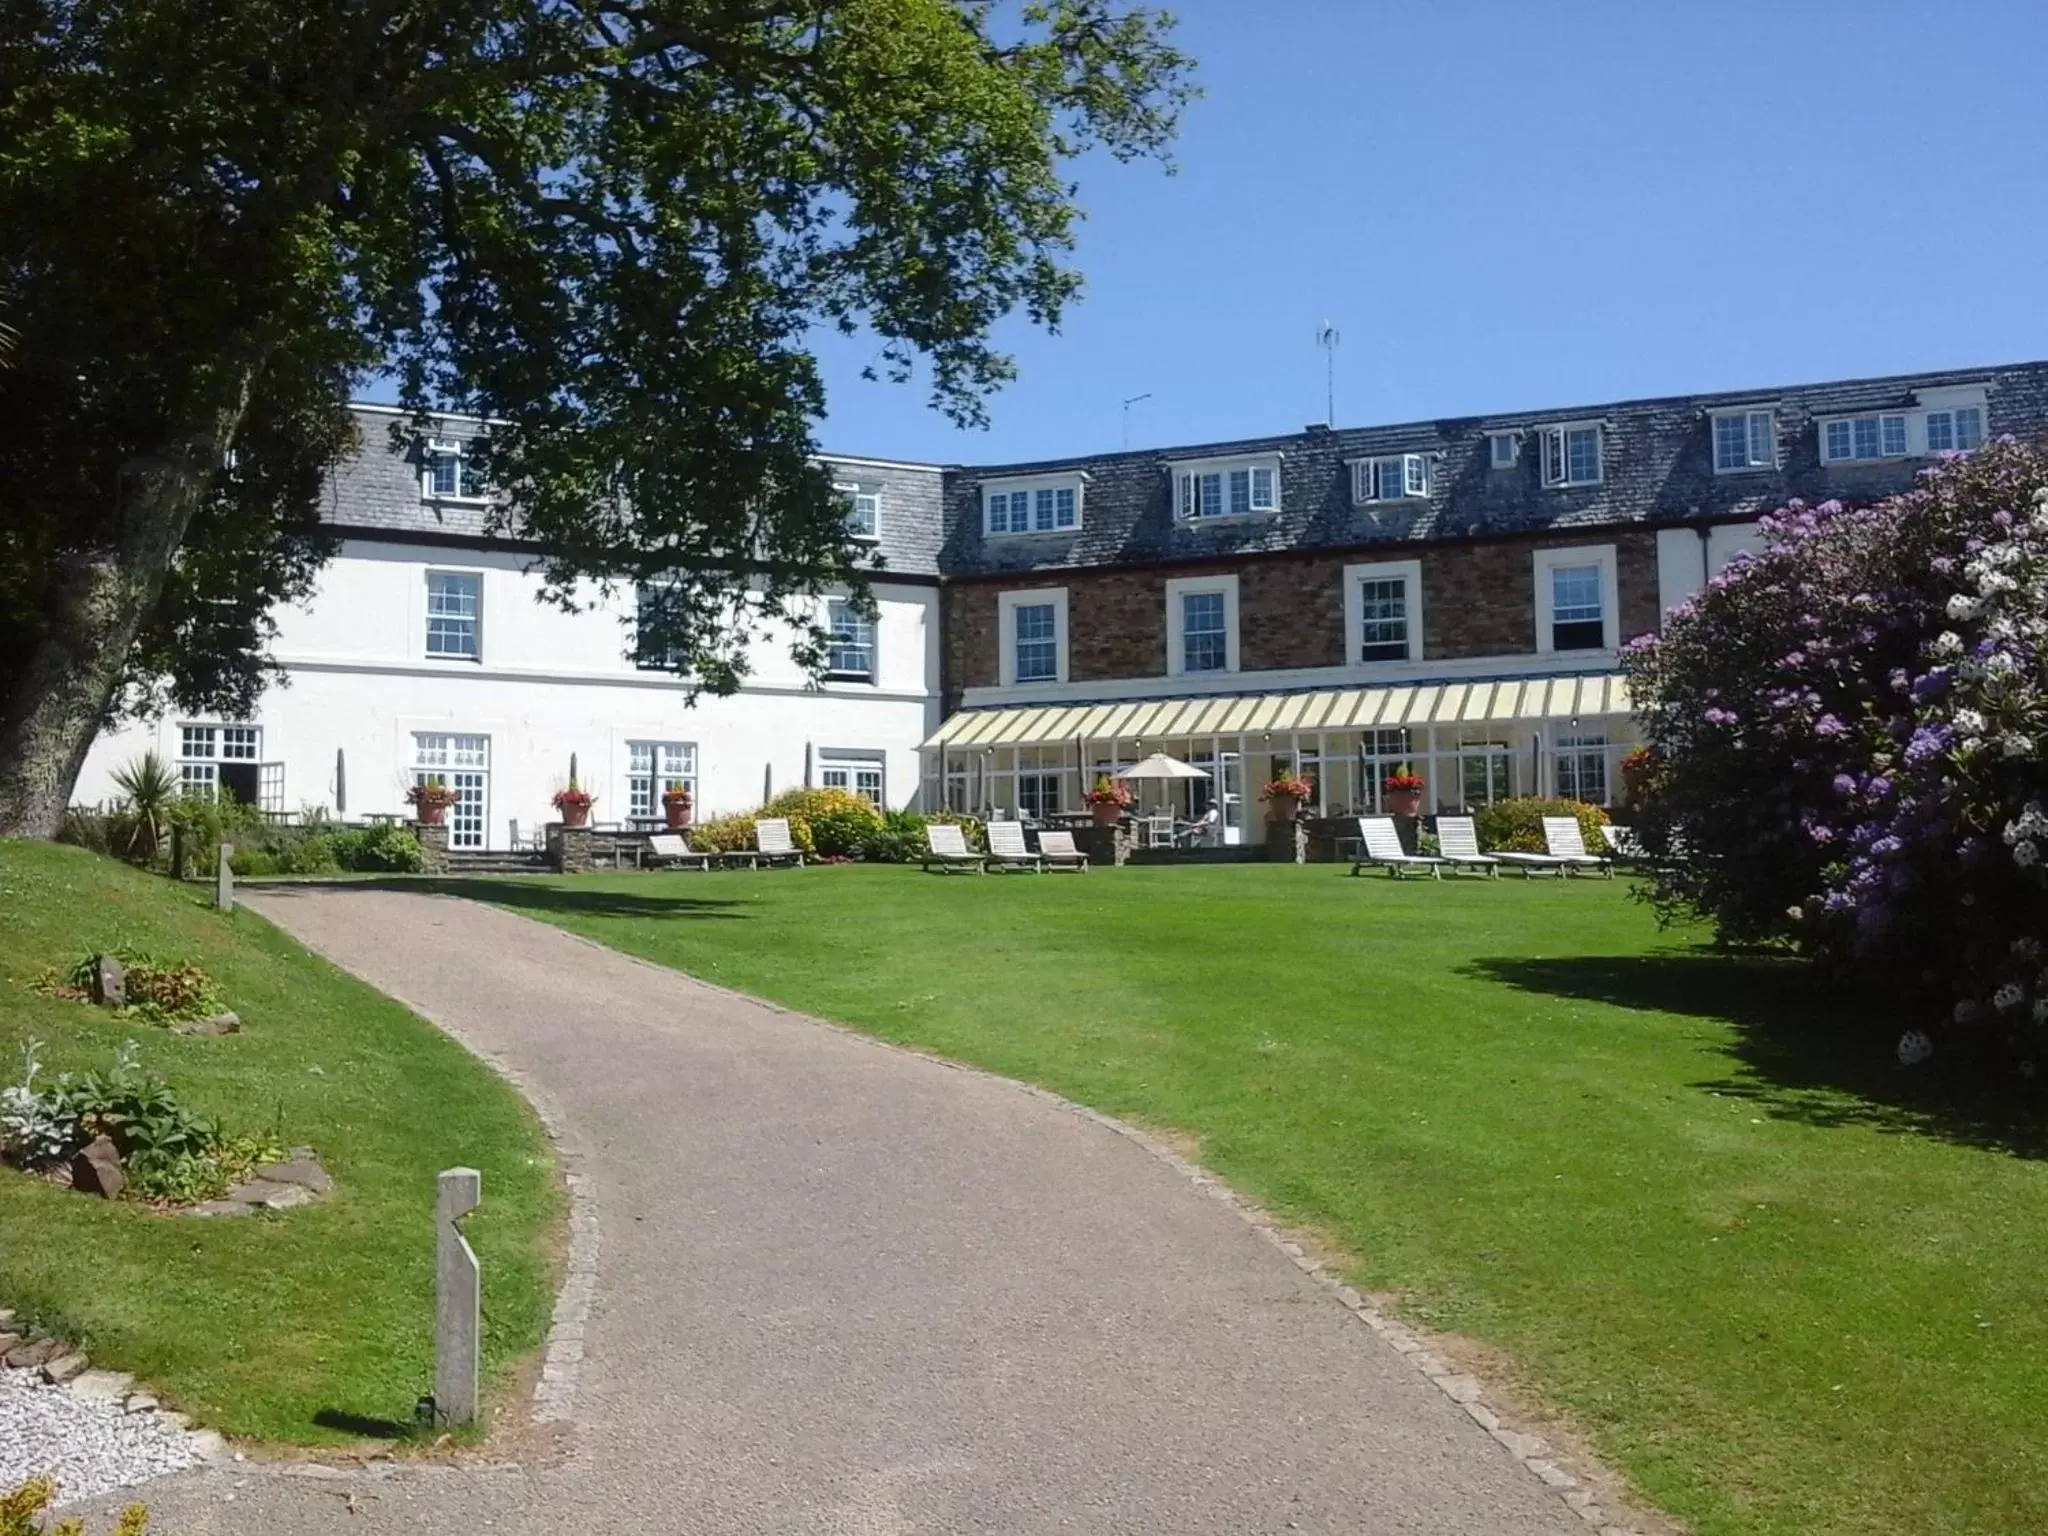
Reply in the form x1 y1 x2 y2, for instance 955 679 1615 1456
644 832 721 870
752 817 806 868
1349 816 1446 879
1431 816 1499 878
1542 815 1613 877
985 820 1043 872
922 822 985 873
1601 823 1645 862
1034 829 1090 872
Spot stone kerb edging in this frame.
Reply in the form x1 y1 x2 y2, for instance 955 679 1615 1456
559 930 1656 1536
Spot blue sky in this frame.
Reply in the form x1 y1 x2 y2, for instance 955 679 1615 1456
814 0 2048 465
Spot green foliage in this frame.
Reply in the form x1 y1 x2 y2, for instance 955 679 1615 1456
858 810 930 863
2 1476 148 1536
324 823 425 873
65 950 225 1024
924 811 987 852
0 0 1195 830
1471 797 1610 856
107 752 180 862
684 814 758 855
763 787 884 856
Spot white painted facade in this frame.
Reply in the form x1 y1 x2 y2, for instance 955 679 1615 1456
77 539 942 848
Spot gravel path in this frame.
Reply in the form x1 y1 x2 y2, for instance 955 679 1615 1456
0 1368 199 1505
64 886 1600 1534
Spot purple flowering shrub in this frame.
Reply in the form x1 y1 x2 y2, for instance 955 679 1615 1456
1623 439 2048 1063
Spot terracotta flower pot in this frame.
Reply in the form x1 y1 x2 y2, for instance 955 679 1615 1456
414 801 448 827
559 801 592 829
1266 792 1301 823
1090 801 1124 827
663 798 692 830
1384 787 1424 818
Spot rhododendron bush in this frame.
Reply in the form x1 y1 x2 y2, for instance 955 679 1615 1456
1623 439 2048 1068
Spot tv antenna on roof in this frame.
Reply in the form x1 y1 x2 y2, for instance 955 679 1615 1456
1315 323 1340 427
1121 392 1152 450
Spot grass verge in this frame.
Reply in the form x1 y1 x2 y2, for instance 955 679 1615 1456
0 841 559 1444
467 863 2046 1536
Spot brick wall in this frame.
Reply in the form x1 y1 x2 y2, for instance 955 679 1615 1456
946 529 1663 698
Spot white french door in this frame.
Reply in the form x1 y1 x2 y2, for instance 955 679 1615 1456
413 732 491 849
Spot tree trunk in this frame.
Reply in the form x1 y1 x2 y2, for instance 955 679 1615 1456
0 384 253 838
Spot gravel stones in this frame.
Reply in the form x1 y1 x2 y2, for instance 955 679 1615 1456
0 1367 204 1506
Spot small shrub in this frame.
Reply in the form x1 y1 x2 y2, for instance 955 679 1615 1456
327 823 425 873
278 836 341 875
2 1476 147 1536
63 950 225 1024
0 1041 79 1168
229 846 280 876
763 787 884 855
686 814 759 854
859 810 929 863
1472 797 1609 855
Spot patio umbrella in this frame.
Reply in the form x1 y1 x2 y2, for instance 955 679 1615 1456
1114 751 1210 824
1114 753 1210 781
334 748 346 814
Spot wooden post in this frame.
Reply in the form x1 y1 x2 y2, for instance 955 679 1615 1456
436 1167 482 1427
170 823 186 882
215 843 234 912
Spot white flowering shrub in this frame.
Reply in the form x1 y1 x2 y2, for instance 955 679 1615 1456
1624 439 2048 1068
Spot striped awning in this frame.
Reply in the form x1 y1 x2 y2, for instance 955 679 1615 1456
922 672 1631 752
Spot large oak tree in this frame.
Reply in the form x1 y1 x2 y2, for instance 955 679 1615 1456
0 0 1193 835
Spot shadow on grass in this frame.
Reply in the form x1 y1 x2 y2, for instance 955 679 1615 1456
311 1407 414 1440
238 875 752 923
399 877 751 923
1468 950 2048 1160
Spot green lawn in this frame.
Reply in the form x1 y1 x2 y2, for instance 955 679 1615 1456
467 863 2047 1536
0 841 560 1443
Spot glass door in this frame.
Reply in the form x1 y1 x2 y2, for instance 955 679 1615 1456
414 733 491 849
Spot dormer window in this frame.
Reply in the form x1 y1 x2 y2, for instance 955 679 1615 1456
422 438 487 501
1489 432 1521 469
984 474 1083 536
1539 424 1603 487
837 482 882 541
1712 409 1777 473
1821 413 1908 463
1350 454 1429 504
1925 406 1984 453
1169 454 1280 521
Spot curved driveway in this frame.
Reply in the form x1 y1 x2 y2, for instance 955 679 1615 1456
99 886 1594 1534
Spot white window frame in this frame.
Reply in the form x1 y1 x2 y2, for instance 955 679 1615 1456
1711 408 1777 473
1348 454 1430 505
177 723 264 799
1489 432 1521 469
421 437 489 503
824 597 876 682
1554 732 1611 806
626 740 697 822
835 481 882 542
818 751 886 807
982 474 1084 537
998 587 1070 687
1164 574 1240 678
1539 421 1604 487
1819 411 1909 463
1167 453 1282 523
411 732 490 849
633 581 686 671
1342 560 1425 666
424 569 483 660
1534 544 1619 654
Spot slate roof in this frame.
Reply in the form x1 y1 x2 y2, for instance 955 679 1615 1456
323 361 2048 581
937 360 2048 578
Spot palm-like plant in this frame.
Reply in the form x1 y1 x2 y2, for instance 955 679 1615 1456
110 750 181 862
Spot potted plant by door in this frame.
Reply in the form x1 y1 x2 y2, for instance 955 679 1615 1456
1082 774 1133 827
406 777 458 827
1381 766 1426 819
661 782 693 829
1260 773 1313 823
553 782 596 829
